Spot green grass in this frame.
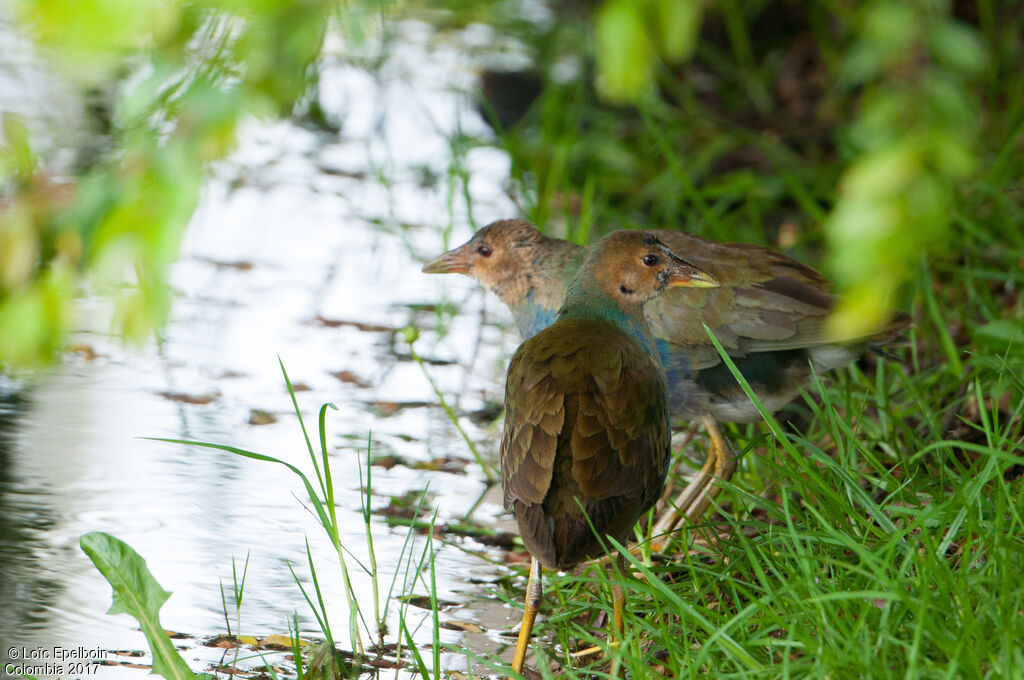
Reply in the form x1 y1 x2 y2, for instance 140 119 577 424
446 2 1024 675
498 339 1024 678
130 359 451 679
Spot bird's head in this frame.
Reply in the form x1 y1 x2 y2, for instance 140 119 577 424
585 231 718 308
421 218 553 293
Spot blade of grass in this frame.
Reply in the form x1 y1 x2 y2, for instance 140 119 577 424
403 327 497 482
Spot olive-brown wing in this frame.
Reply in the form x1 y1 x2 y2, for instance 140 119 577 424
500 319 671 568
650 230 839 369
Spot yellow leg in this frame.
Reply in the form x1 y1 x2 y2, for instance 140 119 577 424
682 413 737 523
610 552 627 678
511 557 542 675
571 552 628 662
651 413 737 541
611 551 627 638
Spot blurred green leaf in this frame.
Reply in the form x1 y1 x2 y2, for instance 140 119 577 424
595 0 702 102
1 114 35 180
826 0 987 338
929 20 988 75
651 0 701 62
596 0 656 101
0 266 72 366
20 0 181 82
2 0 338 366
0 207 39 289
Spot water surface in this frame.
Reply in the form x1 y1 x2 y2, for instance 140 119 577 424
1 17 530 678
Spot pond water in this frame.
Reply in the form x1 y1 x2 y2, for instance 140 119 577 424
1 17 534 678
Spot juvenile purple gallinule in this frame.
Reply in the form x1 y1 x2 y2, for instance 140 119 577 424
424 219 909 536
499 230 717 673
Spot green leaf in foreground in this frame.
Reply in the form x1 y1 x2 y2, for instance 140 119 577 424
80 531 200 680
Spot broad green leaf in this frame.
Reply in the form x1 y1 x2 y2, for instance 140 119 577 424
80 532 198 680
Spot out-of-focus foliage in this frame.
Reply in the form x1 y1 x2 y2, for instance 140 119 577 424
595 0 702 101
824 0 986 338
1 0 342 367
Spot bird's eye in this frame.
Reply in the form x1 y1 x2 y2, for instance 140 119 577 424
642 253 659 266
477 245 492 257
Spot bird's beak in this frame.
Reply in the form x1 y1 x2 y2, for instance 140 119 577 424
421 243 471 274
667 260 718 288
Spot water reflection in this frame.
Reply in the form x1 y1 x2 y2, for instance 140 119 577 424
1 17 527 678
0 388 61 635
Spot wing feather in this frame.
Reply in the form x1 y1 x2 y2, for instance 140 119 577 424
500 318 671 569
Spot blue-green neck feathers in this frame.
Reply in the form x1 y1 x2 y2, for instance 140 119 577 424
559 268 662 361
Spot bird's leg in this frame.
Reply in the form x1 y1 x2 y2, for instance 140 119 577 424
511 557 542 675
651 432 716 539
571 551 628 662
651 413 736 542
687 413 738 521
611 551 627 638
652 422 701 518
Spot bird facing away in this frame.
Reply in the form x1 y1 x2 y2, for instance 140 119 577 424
499 230 718 674
424 218 910 535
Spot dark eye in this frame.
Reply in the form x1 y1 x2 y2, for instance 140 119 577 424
477 245 492 257
642 253 659 266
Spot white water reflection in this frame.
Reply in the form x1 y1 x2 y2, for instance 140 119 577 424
2 18 528 678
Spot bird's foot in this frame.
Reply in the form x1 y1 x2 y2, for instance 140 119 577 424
650 413 737 541
570 639 619 660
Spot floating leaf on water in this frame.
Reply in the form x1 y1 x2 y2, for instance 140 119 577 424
368 400 433 416
68 343 99 361
195 256 255 271
213 666 247 675
440 620 486 634
401 594 458 610
466 402 503 425
370 454 406 470
330 370 372 388
248 409 277 426
206 634 241 648
314 314 395 332
411 456 469 473
259 634 310 650
366 657 405 670
157 391 219 405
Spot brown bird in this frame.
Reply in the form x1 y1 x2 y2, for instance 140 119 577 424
499 230 718 673
425 219 910 537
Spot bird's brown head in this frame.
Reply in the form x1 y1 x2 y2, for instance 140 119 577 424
421 219 545 280
583 230 718 308
421 219 568 304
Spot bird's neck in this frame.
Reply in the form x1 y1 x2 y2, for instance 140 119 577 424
511 299 558 339
506 241 585 339
559 273 661 360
